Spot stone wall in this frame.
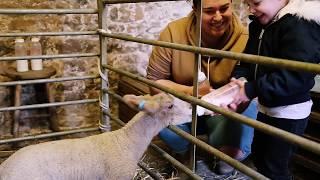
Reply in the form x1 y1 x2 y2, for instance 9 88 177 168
0 0 247 139
107 1 192 79
0 0 192 139
0 0 100 138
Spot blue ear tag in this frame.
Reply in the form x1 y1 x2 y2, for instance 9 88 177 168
138 100 145 111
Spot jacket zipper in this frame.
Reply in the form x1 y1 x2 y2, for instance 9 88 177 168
254 29 265 80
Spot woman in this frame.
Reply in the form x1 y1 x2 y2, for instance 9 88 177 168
147 0 256 175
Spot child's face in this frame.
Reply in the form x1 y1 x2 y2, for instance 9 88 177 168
245 0 288 25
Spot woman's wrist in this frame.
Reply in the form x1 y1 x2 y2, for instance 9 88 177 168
184 86 193 96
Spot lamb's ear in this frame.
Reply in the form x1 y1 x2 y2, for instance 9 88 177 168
139 93 170 113
123 94 155 112
123 93 171 113
140 93 173 113
139 100 161 114
123 94 140 110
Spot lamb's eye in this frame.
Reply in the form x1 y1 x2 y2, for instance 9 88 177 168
168 105 173 109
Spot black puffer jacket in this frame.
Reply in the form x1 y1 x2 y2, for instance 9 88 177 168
235 0 320 107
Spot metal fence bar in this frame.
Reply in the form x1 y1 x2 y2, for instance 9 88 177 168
0 127 100 145
98 29 320 74
0 31 98 37
0 9 98 14
0 75 99 86
149 144 202 180
167 125 267 179
105 89 264 179
102 92 126 127
106 103 197 179
104 64 320 156
137 161 163 180
98 0 110 132
107 114 203 180
0 99 98 112
0 53 99 61
103 0 183 4
190 0 203 171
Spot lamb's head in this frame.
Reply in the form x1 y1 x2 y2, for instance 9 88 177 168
166 95 193 125
123 93 192 125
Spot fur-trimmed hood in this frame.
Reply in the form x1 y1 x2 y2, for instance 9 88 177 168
278 0 320 24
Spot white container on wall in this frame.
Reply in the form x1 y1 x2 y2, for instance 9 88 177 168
29 37 43 71
15 38 29 72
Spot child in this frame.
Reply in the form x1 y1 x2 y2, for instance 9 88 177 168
231 0 320 179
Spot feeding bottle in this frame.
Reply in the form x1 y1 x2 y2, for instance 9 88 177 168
197 77 247 116
30 37 43 71
15 38 29 72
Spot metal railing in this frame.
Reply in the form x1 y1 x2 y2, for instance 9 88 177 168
0 31 98 37
103 65 320 155
0 9 98 14
0 0 164 179
99 0 320 178
0 0 319 179
98 29 320 74
0 99 98 112
99 0 320 179
0 75 99 86
0 53 99 61
0 127 100 144
106 89 209 180
0 1 108 147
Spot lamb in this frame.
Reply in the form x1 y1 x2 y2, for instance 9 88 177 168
0 93 192 180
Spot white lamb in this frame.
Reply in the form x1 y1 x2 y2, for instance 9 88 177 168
0 93 192 180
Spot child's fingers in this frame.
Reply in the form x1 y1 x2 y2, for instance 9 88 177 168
204 110 216 116
230 77 237 82
220 103 229 109
228 103 238 112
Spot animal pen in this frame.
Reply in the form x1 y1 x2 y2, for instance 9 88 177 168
0 0 320 179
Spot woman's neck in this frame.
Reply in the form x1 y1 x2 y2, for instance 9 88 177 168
202 38 221 49
201 27 231 49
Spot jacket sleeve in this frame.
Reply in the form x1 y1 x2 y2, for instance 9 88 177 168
245 18 320 100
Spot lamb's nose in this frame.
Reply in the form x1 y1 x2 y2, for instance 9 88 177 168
168 104 173 109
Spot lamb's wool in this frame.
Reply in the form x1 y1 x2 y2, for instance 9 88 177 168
0 93 192 180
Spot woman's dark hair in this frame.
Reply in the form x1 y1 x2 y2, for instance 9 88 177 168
188 0 199 8
190 0 232 9
186 0 199 8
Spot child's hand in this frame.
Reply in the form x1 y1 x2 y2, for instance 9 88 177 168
228 78 250 111
220 102 249 113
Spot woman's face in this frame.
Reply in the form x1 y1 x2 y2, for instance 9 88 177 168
195 0 233 39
